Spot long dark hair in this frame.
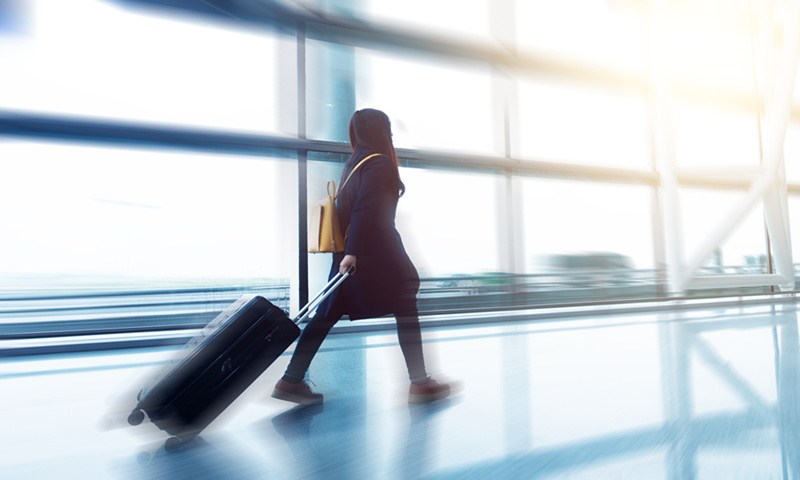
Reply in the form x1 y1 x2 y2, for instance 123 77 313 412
348 108 405 196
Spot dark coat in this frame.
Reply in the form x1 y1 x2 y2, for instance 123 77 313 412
317 148 420 320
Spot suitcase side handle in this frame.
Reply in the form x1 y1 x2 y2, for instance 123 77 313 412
293 267 352 324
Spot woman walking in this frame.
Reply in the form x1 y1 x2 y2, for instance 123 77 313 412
272 108 451 405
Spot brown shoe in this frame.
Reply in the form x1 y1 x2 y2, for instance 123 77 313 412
408 378 451 403
271 379 324 406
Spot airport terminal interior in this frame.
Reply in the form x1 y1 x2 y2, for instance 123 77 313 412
6 0 800 478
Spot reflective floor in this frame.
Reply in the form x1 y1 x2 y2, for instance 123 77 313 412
3 301 800 479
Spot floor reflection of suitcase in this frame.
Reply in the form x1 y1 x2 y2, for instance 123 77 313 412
127 271 350 450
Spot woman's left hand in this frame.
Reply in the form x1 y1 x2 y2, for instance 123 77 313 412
340 255 357 275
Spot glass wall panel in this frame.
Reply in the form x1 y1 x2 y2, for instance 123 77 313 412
0 141 294 287
306 40 497 155
0 0 281 134
521 177 656 302
522 177 654 270
4 0 795 339
674 105 760 169
516 79 650 169
679 187 768 275
516 0 646 72
787 195 800 278
301 0 493 44
783 123 800 183
396 167 500 277
663 6 759 93
362 0 493 45
358 52 496 155
306 40 357 143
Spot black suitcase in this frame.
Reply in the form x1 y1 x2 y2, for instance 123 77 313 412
127 271 349 449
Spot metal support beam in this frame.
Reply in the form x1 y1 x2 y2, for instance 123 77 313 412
650 0 685 294
653 0 800 293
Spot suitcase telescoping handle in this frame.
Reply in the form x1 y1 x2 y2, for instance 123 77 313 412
293 267 353 324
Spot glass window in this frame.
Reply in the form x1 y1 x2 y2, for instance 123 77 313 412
0 141 294 286
304 0 494 45
358 52 496 155
396 167 500 277
0 0 281 134
674 105 761 169
520 177 657 303
516 79 650 169
679 187 768 275
516 0 646 72
783 123 800 183
305 40 358 143
0 0 29 35
306 40 497 155
664 8 758 93
787 195 800 272
362 0 493 44
521 177 654 271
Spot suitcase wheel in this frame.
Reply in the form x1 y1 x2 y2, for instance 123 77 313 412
136 451 151 465
164 436 184 452
127 409 145 426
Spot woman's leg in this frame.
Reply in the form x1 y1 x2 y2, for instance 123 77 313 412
282 300 345 383
397 308 453 403
395 309 429 384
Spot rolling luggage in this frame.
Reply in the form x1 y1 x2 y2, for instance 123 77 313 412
127 271 350 450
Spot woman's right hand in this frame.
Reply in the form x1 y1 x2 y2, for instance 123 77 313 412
340 255 357 275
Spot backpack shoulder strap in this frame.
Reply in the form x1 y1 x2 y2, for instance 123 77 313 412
336 153 383 197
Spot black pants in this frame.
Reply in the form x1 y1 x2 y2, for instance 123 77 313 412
283 301 428 384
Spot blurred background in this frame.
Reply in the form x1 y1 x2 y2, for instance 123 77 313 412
3 0 800 352
9 2 800 480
